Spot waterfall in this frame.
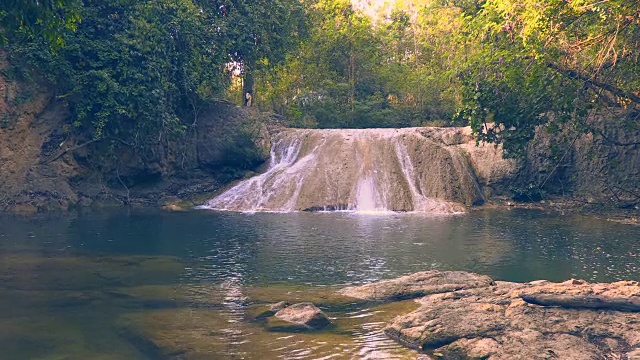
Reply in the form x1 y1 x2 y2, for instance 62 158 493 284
201 127 516 213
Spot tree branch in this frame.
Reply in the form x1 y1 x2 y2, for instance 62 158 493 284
41 137 134 164
611 185 640 200
546 62 640 105
598 130 640 146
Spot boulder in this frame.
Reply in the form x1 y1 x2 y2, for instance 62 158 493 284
272 302 332 331
343 271 640 359
339 271 495 301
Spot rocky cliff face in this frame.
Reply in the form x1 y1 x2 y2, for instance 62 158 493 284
520 112 640 205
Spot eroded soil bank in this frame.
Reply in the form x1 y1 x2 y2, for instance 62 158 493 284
340 271 640 360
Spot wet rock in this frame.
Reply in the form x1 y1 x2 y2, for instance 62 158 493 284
347 271 640 359
437 337 499 359
162 204 184 211
270 301 291 313
254 301 291 319
386 299 507 350
272 302 332 331
340 271 495 301
416 355 434 360
627 348 640 360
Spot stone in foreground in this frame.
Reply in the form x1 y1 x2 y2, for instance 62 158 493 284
339 270 495 301
271 302 332 331
344 271 640 359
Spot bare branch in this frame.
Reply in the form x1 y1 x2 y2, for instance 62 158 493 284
547 62 640 105
41 137 134 164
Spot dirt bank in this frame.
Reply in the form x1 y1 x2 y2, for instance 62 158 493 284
0 53 274 213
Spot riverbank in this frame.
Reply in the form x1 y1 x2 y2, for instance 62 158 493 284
480 196 640 226
340 270 640 359
0 95 274 214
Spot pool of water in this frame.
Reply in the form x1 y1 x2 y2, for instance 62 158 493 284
0 208 638 359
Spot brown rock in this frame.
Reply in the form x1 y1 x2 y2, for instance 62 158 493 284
437 337 499 359
342 271 640 359
340 271 495 301
385 299 507 350
627 348 640 360
269 300 291 313
253 301 291 319
274 302 332 330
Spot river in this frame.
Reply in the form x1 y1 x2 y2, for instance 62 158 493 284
0 208 638 359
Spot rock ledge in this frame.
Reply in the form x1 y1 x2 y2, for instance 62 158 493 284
341 271 640 359
339 270 494 301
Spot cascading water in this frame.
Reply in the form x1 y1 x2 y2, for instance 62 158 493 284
201 127 516 213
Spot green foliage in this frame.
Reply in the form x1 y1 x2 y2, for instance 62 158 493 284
209 0 308 71
5 0 308 167
257 0 436 128
8 0 229 148
0 0 82 47
454 0 640 157
218 124 268 172
256 0 475 129
4 0 640 164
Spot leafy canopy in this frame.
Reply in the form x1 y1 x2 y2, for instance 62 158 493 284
0 0 82 47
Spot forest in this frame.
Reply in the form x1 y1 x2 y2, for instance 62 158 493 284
1 4 640 358
2 0 639 158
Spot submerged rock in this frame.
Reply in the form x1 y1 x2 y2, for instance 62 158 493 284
269 300 291 313
254 301 292 319
344 272 640 359
339 270 495 301
271 302 332 331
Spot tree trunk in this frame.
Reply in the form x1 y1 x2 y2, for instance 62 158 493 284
243 71 254 106
349 51 355 111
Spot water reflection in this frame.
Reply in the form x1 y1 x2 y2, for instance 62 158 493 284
1 209 638 284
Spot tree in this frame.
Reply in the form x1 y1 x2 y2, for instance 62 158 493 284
8 0 229 148
258 0 401 128
455 0 640 156
196 0 308 102
0 0 82 47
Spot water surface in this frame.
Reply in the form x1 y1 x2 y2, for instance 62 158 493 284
0 208 638 359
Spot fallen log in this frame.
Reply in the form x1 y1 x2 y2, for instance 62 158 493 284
520 293 640 312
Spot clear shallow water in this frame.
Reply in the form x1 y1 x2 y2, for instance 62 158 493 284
0 208 638 359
